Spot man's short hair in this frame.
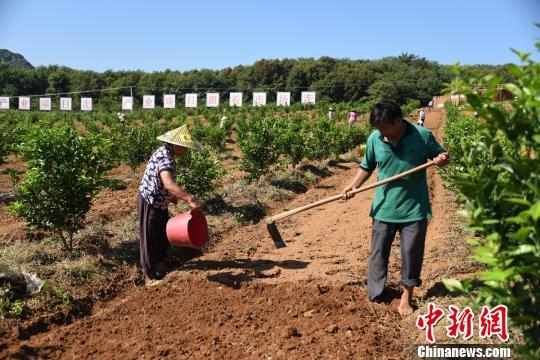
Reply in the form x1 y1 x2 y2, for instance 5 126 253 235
369 101 403 126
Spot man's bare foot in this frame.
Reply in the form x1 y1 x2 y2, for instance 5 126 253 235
398 299 414 316
398 286 414 316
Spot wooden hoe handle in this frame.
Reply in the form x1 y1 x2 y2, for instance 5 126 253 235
268 161 434 223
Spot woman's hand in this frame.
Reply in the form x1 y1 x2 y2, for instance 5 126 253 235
160 171 201 208
188 198 200 209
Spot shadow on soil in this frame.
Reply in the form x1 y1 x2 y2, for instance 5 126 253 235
298 164 332 178
0 191 17 205
203 196 266 224
423 280 484 300
181 258 309 289
106 239 205 276
327 159 352 170
8 344 64 359
314 184 335 190
268 177 308 193
373 284 403 305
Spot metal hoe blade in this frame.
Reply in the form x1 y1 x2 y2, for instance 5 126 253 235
266 221 286 248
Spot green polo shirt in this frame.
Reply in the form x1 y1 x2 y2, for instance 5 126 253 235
360 121 445 223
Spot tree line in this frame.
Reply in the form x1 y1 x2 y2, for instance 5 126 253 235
0 54 514 109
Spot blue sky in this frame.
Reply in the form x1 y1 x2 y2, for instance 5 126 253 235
0 0 538 72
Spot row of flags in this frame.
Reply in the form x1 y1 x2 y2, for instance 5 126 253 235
0 92 317 111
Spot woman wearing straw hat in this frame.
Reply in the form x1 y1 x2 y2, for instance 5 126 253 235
137 124 200 282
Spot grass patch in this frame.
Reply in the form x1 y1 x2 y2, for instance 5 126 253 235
102 178 128 191
46 256 103 286
73 221 112 256
202 160 332 226
0 221 130 325
0 240 65 270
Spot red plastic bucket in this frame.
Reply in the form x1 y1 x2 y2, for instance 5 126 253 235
166 209 209 249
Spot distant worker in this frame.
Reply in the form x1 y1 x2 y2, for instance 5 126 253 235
117 112 126 127
348 109 357 125
473 111 479 120
417 109 426 127
428 100 434 111
328 107 334 121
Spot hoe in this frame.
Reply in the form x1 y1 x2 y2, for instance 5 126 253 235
266 161 435 248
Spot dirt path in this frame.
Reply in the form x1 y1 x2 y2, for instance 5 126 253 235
6 109 467 359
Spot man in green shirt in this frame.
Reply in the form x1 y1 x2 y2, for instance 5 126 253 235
342 101 449 316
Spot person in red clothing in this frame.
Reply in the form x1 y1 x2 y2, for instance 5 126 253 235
348 109 357 125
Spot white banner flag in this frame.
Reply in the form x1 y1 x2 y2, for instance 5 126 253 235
39 98 51 111
163 94 175 109
229 92 242 107
19 97 30 110
185 94 197 108
0 97 9 110
122 97 133 110
253 92 266 107
60 97 72 111
276 92 291 106
81 97 92 111
301 91 316 104
206 93 219 107
143 95 155 109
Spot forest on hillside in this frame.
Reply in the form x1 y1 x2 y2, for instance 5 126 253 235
0 54 514 107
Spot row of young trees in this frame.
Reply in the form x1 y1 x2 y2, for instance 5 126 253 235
440 46 539 357
1 54 515 108
5 103 369 251
237 114 368 180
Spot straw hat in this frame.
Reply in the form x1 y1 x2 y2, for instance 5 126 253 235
157 124 201 150
358 144 367 157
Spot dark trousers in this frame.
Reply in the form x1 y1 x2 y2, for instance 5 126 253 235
137 193 169 279
368 219 427 300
